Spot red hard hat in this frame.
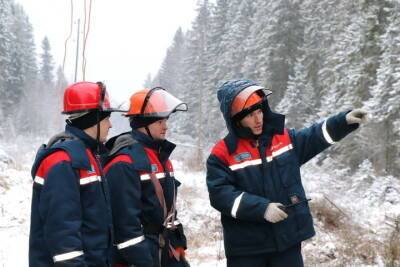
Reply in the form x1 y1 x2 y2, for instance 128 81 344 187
231 85 272 117
62 81 114 114
125 87 188 118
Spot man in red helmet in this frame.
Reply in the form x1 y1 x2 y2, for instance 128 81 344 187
104 87 190 267
29 81 120 267
206 79 367 267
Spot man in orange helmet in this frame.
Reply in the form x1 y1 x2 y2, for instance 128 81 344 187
29 81 120 267
206 79 367 267
104 87 190 267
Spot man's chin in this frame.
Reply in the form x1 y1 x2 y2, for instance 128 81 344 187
253 128 262 135
155 135 166 140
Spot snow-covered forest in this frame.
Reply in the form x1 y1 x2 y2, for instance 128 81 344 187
0 0 67 138
0 0 399 266
152 0 400 264
152 0 400 178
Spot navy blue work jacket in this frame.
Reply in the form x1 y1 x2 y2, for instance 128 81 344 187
29 125 113 267
207 79 358 257
104 130 187 267
207 113 358 256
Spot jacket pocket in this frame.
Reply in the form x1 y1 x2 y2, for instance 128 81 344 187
292 199 313 233
274 152 301 187
223 219 267 248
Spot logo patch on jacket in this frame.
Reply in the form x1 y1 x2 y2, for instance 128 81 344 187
290 195 300 204
151 164 158 172
234 152 252 162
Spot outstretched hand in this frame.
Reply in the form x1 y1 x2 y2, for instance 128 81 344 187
346 109 368 125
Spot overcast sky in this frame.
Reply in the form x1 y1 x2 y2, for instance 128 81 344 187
15 0 198 103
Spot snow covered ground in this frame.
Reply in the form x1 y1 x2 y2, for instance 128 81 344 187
0 143 34 267
299 157 400 266
0 142 399 266
174 154 400 266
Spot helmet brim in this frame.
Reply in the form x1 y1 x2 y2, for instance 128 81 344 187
231 89 271 122
125 89 188 117
125 102 188 118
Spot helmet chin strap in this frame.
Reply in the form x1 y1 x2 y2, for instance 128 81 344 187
145 126 153 139
96 81 106 154
96 110 101 154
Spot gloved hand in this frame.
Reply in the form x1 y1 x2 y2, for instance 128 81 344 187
346 109 368 125
264 203 288 223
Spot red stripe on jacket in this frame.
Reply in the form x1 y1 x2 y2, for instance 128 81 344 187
211 129 292 166
35 151 71 179
104 155 133 174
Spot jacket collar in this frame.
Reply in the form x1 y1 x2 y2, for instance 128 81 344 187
131 130 176 162
224 109 285 154
65 124 107 154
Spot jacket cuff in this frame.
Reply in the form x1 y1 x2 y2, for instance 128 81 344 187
325 111 359 142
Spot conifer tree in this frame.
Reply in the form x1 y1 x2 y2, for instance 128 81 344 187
0 0 13 119
39 37 54 86
180 0 211 163
8 4 37 119
369 2 400 173
154 28 185 98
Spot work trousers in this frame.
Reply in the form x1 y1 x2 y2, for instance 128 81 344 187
227 243 303 267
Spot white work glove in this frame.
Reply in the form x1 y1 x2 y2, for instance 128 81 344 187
346 109 368 125
264 203 288 223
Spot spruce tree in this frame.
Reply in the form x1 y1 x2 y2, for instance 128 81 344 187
39 37 54 86
8 4 37 119
0 0 13 120
369 2 400 174
180 0 211 164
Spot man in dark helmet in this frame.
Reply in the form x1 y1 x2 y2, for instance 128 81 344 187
104 87 190 267
206 79 367 267
29 81 121 267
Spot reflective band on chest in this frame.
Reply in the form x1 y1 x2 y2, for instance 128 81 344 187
78 149 102 186
79 175 102 185
228 129 293 171
140 172 175 181
34 149 103 186
140 147 174 181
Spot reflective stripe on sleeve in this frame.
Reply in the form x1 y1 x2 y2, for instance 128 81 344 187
117 235 145 250
231 192 244 218
53 250 84 262
34 176 45 185
322 120 336 145
80 175 102 185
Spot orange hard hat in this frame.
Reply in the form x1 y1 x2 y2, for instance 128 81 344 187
125 87 187 118
231 85 272 117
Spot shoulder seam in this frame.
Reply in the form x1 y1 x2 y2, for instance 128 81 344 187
211 140 229 164
35 151 71 179
104 154 133 174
